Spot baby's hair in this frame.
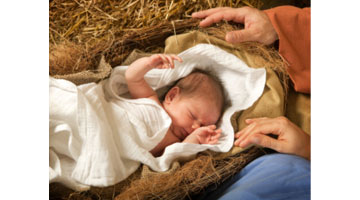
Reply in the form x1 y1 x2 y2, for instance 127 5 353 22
174 68 226 114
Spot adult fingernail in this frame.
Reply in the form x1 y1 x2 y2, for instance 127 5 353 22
239 141 244 147
225 34 233 42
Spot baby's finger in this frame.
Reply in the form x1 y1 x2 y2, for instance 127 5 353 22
158 54 170 67
215 128 222 134
208 135 221 145
211 133 221 140
165 55 175 68
204 127 216 133
208 140 218 145
206 124 217 130
149 54 162 66
170 54 183 63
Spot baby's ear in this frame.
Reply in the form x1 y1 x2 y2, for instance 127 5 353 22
164 86 180 103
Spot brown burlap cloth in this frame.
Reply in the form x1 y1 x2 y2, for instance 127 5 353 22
50 31 310 199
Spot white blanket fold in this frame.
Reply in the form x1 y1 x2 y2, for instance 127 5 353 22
49 44 266 190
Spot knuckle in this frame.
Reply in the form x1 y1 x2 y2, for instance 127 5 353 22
232 32 241 41
276 116 289 126
251 121 260 127
260 136 270 147
242 6 251 11
253 29 262 37
242 6 255 13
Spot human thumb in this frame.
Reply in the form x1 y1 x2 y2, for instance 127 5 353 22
225 29 254 44
250 134 282 152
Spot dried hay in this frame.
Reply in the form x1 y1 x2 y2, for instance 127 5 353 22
49 0 290 199
50 147 265 200
115 148 265 200
49 0 264 75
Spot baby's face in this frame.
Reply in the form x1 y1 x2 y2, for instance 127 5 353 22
164 94 221 141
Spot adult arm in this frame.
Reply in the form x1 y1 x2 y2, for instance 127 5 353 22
192 6 311 93
264 6 311 93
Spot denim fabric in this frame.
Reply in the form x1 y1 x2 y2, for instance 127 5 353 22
202 153 310 200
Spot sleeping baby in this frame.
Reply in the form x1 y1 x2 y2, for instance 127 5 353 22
125 54 225 157
49 44 266 190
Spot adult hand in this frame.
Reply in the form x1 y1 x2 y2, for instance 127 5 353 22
192 7 278 45
234 117 311 160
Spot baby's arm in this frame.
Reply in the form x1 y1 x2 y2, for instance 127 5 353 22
183 125 222 144
125 54 182 104
150 129 181 157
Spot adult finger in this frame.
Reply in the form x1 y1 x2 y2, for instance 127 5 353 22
246 133 283 152
238 117 283 137
234 120 263 144
234 118 281 146
225 29 257 43
235 117 270 138
199 10 240 27
244 117 268 124
192 7 229 19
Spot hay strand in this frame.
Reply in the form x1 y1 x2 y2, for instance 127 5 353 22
49 0 263 75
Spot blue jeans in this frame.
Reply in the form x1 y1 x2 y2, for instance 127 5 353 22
202 153 310 200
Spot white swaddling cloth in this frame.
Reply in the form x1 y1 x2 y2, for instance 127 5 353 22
49 44 266 191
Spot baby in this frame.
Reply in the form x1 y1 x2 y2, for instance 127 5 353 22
125 54 225 157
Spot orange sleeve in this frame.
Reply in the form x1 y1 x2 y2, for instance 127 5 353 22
264 6 311 94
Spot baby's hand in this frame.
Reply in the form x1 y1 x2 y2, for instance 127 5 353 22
147 54 183 69
183 125 222 145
